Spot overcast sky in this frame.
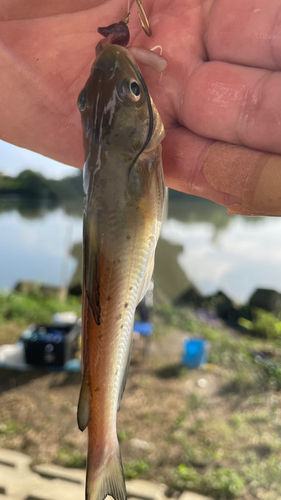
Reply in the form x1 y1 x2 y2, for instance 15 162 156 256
0 139 79 180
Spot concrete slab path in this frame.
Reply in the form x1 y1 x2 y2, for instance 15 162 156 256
0 449 213 500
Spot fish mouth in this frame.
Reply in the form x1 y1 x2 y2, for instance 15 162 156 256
92 45 135 80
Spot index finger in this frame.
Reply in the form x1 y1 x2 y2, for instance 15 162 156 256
206 0 281 71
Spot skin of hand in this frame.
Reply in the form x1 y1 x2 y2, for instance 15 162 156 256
1 0 281 209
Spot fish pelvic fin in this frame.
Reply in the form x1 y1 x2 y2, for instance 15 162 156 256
77 375 91 431
86 444 126 500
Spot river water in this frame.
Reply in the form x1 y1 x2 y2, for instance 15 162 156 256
1 193 281 304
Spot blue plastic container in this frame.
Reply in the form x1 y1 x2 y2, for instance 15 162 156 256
134 322 154 337
63 358 81 372
182 338 209 368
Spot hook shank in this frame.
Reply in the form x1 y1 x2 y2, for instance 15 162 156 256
136 0 152 36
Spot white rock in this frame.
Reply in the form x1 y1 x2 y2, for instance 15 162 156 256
130 438 152 451
126 479 166 500
197 378 207 388
178 492 214 500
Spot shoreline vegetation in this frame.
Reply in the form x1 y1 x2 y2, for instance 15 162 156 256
1 290 281 499
0 170 83 203
0 170 196 204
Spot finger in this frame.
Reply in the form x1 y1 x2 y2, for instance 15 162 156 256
162 126 241 207
180 61 281 156
163 126 281 216
206 0 281 71
0 0 109 21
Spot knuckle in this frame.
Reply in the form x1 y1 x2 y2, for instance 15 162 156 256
237 73 270 146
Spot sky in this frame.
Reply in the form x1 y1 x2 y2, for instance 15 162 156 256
161 216 281 304
0 139 79 179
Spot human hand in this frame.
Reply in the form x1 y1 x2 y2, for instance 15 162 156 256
1 0 281 214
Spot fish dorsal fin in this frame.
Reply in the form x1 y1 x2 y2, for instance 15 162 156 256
83 209 101 325
118 329 134 411
77 375 91 431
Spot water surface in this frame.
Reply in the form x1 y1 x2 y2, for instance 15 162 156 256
1 195 281 304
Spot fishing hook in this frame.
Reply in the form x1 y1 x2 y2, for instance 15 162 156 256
136 0 152 36
123 12 130 24
123 0 151 36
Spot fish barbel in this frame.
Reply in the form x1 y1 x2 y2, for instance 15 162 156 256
77 44 165 500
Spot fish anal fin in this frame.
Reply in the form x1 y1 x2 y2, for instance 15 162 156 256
118 330 133 412
137 253 155 305
86 444 126 500
77 375 91 431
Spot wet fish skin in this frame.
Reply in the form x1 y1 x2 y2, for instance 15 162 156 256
78 44 165 500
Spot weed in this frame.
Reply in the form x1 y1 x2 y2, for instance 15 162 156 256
175 464 201 490
0 420 28 435
154 305 222 341
187 393 208 411
239 309 281 340
117 430 132 442
203 468 245 498
123 459 149 479
258 362 281 391
228 414 245 429
0 290 81 325
248 395 266 407
222 372 257 395
173 464 245 498
245 411 269 424
56 443 86 468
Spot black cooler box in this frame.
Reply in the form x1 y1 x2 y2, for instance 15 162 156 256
23 322 80 367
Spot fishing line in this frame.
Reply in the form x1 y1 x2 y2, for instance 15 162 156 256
127 59 154 177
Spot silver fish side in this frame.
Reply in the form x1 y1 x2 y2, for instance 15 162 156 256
77 44 165 500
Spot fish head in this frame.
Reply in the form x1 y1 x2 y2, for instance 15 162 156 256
78 44 154 162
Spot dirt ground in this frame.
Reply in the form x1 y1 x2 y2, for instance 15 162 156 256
0 320 281 500
0 326 219 464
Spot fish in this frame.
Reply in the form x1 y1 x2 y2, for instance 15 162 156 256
77 43 166 500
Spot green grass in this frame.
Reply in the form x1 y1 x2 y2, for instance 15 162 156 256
0 420 28 436
117 430 133 442
239 308 281 340
152 304 281 499
173 464 245 499
166 400 281 498
2 295 281 499
56 443 86 468
156 304 281 393
123 459 150 479
0 289 81 325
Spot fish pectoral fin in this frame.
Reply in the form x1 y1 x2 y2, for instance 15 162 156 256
86 444 126 500
118 330 133 411
77 375 91 431
84 209 101 326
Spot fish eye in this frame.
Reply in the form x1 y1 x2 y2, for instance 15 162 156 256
78 89 87 111
119 79 141 103
130 81 140 97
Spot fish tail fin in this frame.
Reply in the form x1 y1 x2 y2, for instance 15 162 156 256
86 444 126 500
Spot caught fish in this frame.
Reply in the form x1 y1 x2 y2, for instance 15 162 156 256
77 29 166 500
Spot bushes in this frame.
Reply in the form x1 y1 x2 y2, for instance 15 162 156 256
0 290 81 324
239 309 281 340
174 464 245 499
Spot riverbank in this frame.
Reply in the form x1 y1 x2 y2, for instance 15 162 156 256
1 292 281 499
